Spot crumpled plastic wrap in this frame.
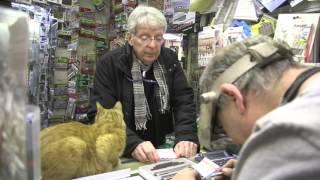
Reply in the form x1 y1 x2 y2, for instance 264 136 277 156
0 8 29 180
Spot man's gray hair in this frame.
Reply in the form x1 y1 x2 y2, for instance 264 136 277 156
127 5 167 34
200 36 305 107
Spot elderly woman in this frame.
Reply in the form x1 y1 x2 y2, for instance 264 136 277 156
88 5 199 163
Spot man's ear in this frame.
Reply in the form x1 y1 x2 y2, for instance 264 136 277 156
127 32 134 46
220 83 245 113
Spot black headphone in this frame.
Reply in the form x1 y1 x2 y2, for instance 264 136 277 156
282 67 320 104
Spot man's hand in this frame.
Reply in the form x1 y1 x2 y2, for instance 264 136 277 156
172 167 200 180
131 141 160 163
215 158 237 180
174 141 198 158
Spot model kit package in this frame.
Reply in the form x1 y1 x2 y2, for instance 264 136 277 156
139 158 195 180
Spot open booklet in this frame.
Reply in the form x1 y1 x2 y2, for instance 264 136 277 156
139 157 223 180
139 158 195 180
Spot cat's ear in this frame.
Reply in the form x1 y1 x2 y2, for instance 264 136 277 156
114 101 122 110
96 102 104 111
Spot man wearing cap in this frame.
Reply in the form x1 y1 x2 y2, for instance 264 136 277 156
173 36 320 180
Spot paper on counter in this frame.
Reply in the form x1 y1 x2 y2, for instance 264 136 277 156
72 168 131 180
120 176 144 180
192 157 222 178
156 148 177 161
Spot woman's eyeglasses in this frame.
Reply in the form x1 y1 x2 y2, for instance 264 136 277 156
134 34 164 45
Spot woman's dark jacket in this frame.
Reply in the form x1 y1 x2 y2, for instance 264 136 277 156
88 43 199 157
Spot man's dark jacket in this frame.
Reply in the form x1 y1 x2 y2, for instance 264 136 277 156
88 44 199 157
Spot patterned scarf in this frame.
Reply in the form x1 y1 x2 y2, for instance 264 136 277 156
131 56 170 130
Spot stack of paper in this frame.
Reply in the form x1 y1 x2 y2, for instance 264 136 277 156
72 168 131 180
156 148 177 161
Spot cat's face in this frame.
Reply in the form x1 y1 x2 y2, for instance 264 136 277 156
95 101 124 123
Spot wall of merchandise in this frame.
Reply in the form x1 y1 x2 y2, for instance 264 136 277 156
11 0 320 128
13 0 112 127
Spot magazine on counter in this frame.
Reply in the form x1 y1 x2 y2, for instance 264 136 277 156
138 158 195 180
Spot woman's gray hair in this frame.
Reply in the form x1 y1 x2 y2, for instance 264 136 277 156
127 5 167 34
199 36 306 107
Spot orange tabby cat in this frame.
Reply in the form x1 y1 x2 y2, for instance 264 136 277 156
40 101 126 180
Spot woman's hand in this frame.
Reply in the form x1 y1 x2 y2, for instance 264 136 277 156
131 141 159 163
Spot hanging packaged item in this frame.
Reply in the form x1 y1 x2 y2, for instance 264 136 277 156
92 0 106 11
